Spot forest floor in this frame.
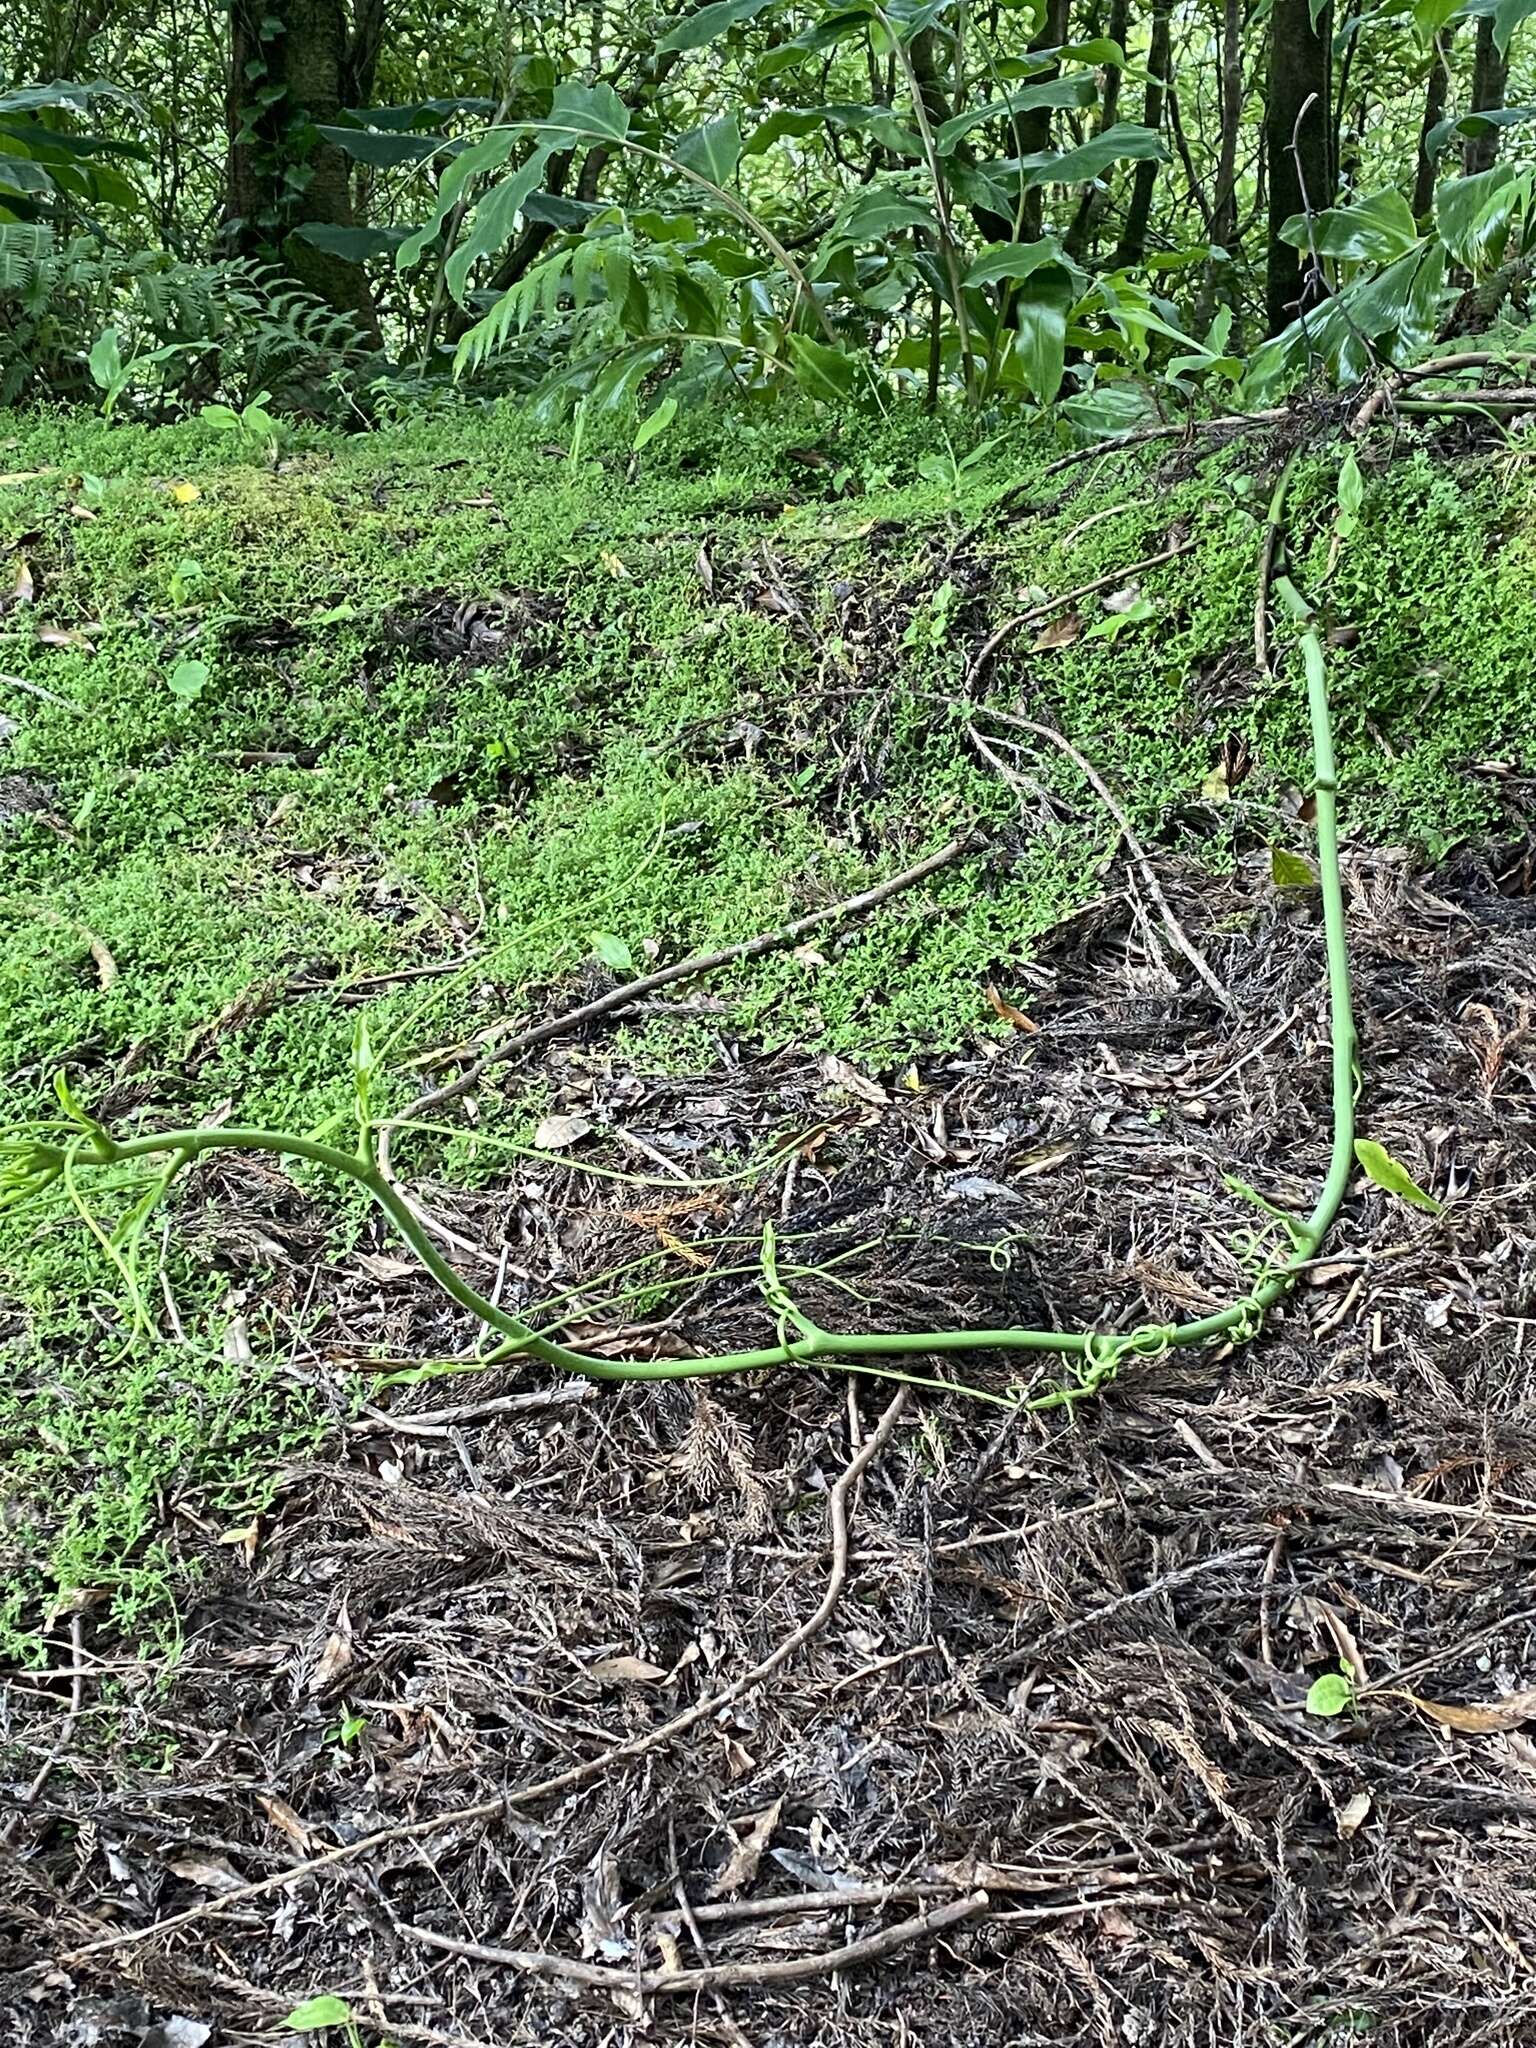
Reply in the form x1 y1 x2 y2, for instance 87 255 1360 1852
1 400 1535 2046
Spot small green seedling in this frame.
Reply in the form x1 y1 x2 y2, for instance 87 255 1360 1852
284 1994 392 2046
1306 1665 1357 1719
201 389 283 461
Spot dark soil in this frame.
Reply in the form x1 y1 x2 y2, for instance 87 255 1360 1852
5 827 1536 2048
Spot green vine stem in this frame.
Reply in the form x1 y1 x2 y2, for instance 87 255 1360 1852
8 492 1355 1416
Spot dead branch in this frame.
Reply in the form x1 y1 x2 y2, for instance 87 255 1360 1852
962 540 1198 692
395 1886 988 1995
392 838 983 1127
970 707 1236 1013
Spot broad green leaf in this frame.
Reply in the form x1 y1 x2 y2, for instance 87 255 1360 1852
396 126 521 268
444 145 554 299
292 222 414 261
340 97 497 129
658 0 779 51
1084 595 1154 639
828 185 939 244
786 333 859 399
315 123 443 167
1018 122 1166 189
168 658 210 701
1306 1671 1355 1718
1279 188 1420 262
1271 847 1317 888
1436 163 1530 273
1337 450 1364 521
1354 1139 1443 1213
87 326 121 390
284 1997 353 2033
0 80 140 117
0 158 56 197
935 74 1097 156
1494 0 1536 51
1011 273 1073 401
592 930 638 969
672 114 742 187
1425 103 1536 159
632 398 677 453
1411 0 1461 40
963 238 1065 287
545 80 630 144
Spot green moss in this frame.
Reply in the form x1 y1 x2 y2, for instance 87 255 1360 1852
1 397 1532 1650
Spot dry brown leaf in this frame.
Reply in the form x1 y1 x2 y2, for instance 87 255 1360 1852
708 1796 783 1898
1407 1688 1536 1734
985 982 1037 1033
355 1250 419 1281
87 934 118 991
37 623 91 649
791 942 827 968
534 1111 594 1149
588 1654 668 1684
1031 612 1080 651
307 1598 353 1694
1337 1789 1372 1838
257 1792 315 1851
165 1853 245 1894
817 1053 887 1106
11 559 35 605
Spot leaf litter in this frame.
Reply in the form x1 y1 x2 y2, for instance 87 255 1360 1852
3 814 1536 2046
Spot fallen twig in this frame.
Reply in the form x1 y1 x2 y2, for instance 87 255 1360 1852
962 539 1198 692
970 706 1236 1013
1037 409 1289 478
56 1387 911 1966
395 1886 988 1995
392 836 983 1128
1350 352 1536 433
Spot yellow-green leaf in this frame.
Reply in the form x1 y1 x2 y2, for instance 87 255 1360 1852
285 1996 353 2033
1271 847 1316 889
1353 1139 1442 1213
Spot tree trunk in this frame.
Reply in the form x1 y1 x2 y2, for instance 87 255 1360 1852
1264 0 1333 335
1463 14 1509 176
1016 0 1072 242
1110 0 1171 269
226 0 382 333
1064 0 1129 260
1412 31 1454 218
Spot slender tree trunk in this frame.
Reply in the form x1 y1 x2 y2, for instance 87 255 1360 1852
1264 0 1334 335
1463 15 1509 176
226 0 382 332
1064 0 1128 259
1412 30 1454 218
1193 0 1244 326
1016 0 1071 242
1110 0 1172 269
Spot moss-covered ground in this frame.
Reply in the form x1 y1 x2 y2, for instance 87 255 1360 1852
1 398 1532 1653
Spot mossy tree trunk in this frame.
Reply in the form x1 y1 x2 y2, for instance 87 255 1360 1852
225 0 384 336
